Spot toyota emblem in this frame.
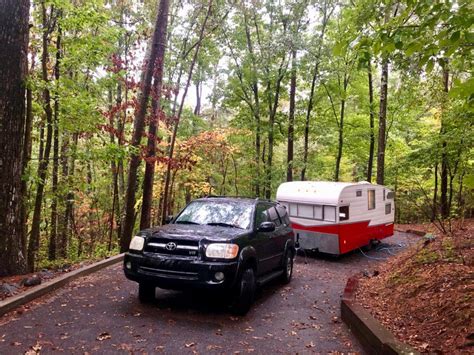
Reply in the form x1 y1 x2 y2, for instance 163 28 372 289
165 242 177 251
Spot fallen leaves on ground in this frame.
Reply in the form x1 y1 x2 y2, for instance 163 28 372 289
356 219 474 353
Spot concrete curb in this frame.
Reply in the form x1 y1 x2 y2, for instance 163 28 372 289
341 276 419 355
0 253 124 317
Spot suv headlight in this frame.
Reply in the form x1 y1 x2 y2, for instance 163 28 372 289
129 236 145 251
205 243 239 259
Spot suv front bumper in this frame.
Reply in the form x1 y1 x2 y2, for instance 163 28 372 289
124 252 239 290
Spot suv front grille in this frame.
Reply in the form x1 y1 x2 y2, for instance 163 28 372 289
144 238 199 257
137 266 199 280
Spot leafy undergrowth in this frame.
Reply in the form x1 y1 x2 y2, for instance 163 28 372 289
356 219 473 353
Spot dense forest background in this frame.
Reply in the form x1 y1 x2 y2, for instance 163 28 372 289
0 0 472 275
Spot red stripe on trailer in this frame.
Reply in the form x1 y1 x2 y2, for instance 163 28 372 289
291 221 394 254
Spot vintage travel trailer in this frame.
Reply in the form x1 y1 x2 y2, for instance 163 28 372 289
276 181 395 255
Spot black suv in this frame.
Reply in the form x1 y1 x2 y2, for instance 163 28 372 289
124 197 295 314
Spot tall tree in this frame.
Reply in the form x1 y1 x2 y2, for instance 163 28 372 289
49 14 62 260
376 55 388 185
121 0 173 251
286 48 297 182
28 1 56 272
140 0 170 230
375 4 393 185
243 6 262 196
301 1 333 181
161 0 213 223
439 66 449 218
0 0 29 276
366 55 375 183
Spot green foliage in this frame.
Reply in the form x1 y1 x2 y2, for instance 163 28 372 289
22 0 472 271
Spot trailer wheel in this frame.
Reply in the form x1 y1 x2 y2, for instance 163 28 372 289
280 251 294 284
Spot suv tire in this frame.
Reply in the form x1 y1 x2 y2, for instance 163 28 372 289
280 251 294 284
138 282 155 303
232 267 256 315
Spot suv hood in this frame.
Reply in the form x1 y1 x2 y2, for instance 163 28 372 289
148 223 249 242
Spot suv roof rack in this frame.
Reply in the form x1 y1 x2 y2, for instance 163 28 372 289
202 195 277 203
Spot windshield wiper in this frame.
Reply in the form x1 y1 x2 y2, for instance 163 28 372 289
175 220 200 225
206 222 243 229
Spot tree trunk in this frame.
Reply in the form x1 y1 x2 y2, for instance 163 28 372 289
28 2 55 272
287 49 297 182
301 64 318 182
376 57 388 185
161 0 212 224
121 0 174 251
301 4 330 181
243 10 261 197
140 0 170 230
440 67 449 218
367 57 375 183
49 19 62 260
432 162 438 221
194 76 201 116
265 63 285 199
60 132 78 258
20 49 36 259
0 0 29 276
335 98 346 182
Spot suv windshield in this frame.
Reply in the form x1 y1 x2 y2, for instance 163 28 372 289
175 200 253 229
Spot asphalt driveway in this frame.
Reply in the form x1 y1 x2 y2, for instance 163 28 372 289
0 232 418 354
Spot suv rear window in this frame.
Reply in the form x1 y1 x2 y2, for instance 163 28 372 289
267 206 282 226
276 205 290 226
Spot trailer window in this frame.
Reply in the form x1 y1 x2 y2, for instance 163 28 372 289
387 191 394 199
298 204 313 219
385 203 392 215
314 205 323 220
339 206 349 221
323 206 336 222
356 190 362 197
368 189 376 210
289 203 298 217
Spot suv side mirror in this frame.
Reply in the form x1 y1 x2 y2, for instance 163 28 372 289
165 215 173 224
258 221 275 232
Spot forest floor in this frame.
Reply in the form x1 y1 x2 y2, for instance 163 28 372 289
0 231 417 354
357 219 473 353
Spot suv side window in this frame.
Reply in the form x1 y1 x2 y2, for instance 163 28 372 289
276 205 290 226
267 206 282 227
255 203 270 228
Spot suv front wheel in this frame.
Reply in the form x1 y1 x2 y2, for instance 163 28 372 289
232 267 256 315
280 251 294 284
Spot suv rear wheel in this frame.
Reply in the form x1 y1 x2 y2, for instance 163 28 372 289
280 251 294 284
231 267 256 315
138 282 155 303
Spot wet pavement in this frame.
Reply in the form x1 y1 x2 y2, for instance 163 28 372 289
0 232 418 354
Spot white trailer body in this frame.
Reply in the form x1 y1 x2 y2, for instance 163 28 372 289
276 181 395 255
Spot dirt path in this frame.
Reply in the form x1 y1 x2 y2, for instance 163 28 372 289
0 232 418 354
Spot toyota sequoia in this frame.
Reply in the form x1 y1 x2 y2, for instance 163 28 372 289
123 196 295 314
